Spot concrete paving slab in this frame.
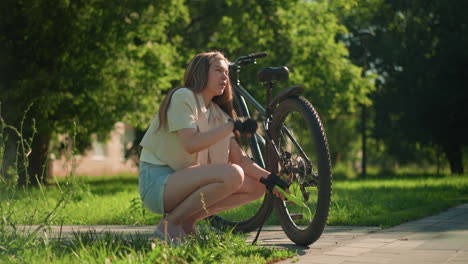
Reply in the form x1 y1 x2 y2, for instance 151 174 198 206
278 203 468 264
448 251 468 264
389 249 457 263
380 239 425 249
359 237 397 244
341 255 392 263
322 246 373 257
290 255 348 264
343 241 387 249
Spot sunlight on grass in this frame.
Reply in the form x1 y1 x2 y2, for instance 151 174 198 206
329 176 468 227
4 172 468 262
8 174 468 229
2 223 296 263
2 175 296 263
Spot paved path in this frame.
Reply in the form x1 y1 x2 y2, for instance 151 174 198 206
274 203 468 264
18 203 468 264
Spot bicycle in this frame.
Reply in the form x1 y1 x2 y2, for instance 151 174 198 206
208 52 332 246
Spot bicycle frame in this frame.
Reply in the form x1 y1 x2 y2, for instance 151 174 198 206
212 53 331 246
231 81 267 169
232 82 266 116
229 69 313 172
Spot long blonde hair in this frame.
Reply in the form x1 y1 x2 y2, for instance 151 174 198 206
157 51 237 130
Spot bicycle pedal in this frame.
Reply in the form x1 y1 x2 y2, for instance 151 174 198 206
289 213 304 220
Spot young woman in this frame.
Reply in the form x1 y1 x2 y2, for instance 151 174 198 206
139 51 288 243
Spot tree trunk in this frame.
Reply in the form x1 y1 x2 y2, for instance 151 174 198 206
18 129 52 186
443 141 464 175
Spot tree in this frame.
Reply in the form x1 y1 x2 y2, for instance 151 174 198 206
341 0 468 174
180 0 374 167
1 0 376 185
0 0 188 185
182 0 374 117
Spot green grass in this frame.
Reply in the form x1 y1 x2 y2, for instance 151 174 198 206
206 174 468 227
6 174 468 227
329 175 468 227
1 225 295 263
1 175 297 263
3 173 468 263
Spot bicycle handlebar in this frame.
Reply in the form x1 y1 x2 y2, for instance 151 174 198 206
231 51 268 65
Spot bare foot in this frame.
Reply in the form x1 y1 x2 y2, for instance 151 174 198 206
156 218 186 244
182 222 197 236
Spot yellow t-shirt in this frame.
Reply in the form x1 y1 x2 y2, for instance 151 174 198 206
139 88 233 170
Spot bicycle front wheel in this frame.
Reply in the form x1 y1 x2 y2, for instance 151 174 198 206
268 96 332 246
208 93 274 233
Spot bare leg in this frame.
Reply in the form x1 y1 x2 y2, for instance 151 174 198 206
182 175 265 234
161 163 245 237
155 217 186 243
181 222 197 237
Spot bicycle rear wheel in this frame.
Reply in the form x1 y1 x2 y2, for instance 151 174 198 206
268 96 332 246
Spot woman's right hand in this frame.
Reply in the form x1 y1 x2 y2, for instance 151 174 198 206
177 121 235 154
231 118 258 137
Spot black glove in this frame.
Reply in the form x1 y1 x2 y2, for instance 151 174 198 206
232 118 258 135
260 173 290 192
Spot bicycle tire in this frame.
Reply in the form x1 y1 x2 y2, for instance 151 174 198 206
207 95 274 233
268 96 332 246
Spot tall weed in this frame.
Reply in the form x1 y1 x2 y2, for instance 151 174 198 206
0 103 79 259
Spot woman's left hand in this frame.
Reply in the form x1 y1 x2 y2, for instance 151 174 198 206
260 173 290 200
272 187 287 200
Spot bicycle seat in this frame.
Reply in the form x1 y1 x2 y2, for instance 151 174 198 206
257 66 289 82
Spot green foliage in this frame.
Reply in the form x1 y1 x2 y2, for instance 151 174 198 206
182 0 373 117
176 0 375 171
340 0 468 173
1 0 376 181
281 1 374 117
0 0 187 144
0 0 191 183
324 116 361 165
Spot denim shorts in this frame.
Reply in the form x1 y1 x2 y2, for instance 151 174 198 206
139 162 174 215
